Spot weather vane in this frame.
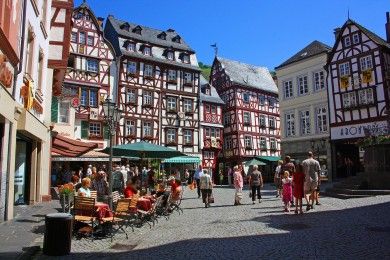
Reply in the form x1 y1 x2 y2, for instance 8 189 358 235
211 43 218 57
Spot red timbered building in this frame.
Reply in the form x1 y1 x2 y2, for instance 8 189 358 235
199 76 224 177
211 57 281 172
105 16 201 156
52 2 115 149
326 17 390 178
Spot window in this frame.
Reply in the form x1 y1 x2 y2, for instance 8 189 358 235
259 95 265 106
314 71 326 91
269 117 276 129
243 92 250 103
358 88 374 105
167 129 176 143
224 136 233 149
182 54 190 63
300 110 311 135
127 42 135 52
269 98 276 108
87 35 94 46
58 101 70 123
211 105 217 114
167 97 177 111
260 137 267 150
183 99 193 112
126 89 137 104
352 33 360 44
89 122 101 137
80 88 98 107
316 107 328 133
243 112 251 125
342 92 357 108
71 32 77 43
184 72 192 84
144 64 153 78
125 120 136 136
283 80 293 98
344 36 351 47
79 32 86 45
224 113 230 126
127 61 137 75
183 130 193 145
244 136 252 149
37 50 44 91
285 113 295 137
259 115 266 127
168 70 177 82
360 55 373 71
67 54 75 68
339 62 350 77
298 75 308 95
270 138 277 150
143 46 151 56
143 121 152 137
80 89 88 106
143 91 153 106
89 89 98 107
86 59 99 73
167 51 174 60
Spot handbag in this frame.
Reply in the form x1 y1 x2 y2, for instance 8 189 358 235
208 194 214 204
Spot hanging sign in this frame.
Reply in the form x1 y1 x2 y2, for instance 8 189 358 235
362 69 373 84
340 76 349 89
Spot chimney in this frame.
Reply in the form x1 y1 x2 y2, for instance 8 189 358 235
386 12 390 43
97 17 104 27
334 27 341 40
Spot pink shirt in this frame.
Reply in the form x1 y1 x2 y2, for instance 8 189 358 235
233 171 243 189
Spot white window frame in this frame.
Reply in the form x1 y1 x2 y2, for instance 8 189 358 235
269 117 275 129
58 101 70 124
243 112 251 125
270 138 276 150
300 110 311 135
87 35 94 46
126 89 136 103
143 91 153 106
79 32 86 45
167 129 176 143
184 72 192 84
260 137 267 150
339 62 350 77
127 42 135 52
167 51 174 60
127 61 137 75
358 88 374 105
244 136 252 148
86 59 99 73
285 112 295 137
71 32 77 43
314 70 326 91
283 80 293 98
183 129 192 145
183 99 193 112
243 92 250 103
125 120 136 136
259 95 265 106
342 92 357 108
259 115 266 127
167 96 177 111
316 107 328 134
143 46 151 56
360 55 373 71
298 75 308 95
143 121 152 137
182 54 190 63
89 122 101 137
168 69 177 82
144 64 153 78
89 89 98 107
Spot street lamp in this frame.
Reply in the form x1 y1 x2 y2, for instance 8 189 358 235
102 98 121 209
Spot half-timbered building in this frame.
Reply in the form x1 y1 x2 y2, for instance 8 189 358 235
326 17 390 178
199 75 224 179
51 2 116 149
104 16 201 156
276 41 332 179
211 57 280 178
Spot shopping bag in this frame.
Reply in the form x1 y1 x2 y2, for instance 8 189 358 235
208 194 215 204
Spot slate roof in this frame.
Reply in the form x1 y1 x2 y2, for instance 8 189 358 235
275 40 331 69
345 19 390 49
107 16 194 52
216 57 278 94
199 75 224 105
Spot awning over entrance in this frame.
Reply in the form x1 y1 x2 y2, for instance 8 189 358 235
51 132 97 157
256 156 282 162
162 156 201 164
244 158 267 167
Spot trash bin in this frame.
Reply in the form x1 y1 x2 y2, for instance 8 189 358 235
43 213 73 256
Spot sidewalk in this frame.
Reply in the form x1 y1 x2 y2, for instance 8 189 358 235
0 201 59 259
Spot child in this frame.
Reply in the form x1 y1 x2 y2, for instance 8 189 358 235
293 163 305 214
282 171 292 212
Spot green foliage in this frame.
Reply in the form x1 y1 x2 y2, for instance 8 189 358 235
199 62 211 81
358 135 390 147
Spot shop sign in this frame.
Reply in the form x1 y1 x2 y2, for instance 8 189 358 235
331 121 388 140
71 97 79 108
0 54 13 88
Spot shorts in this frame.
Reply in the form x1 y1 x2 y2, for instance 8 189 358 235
304 181 318 194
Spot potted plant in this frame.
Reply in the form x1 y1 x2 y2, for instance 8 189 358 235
59 183 74 213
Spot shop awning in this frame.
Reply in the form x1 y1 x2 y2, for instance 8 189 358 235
51 132 97 157
162 156 201 163
256 156 282 162
244 158 267 166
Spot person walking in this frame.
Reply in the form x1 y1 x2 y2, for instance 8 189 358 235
302 151 321 211
233 165 243 205
248 165 263 204
227 167 232 186
282 171 293 212
112 165 125 194
293 162 305 214
274 160 283 198
194 165 203 198
282 156 296 207
200 169 213 208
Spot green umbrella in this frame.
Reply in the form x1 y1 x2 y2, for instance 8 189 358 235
101 141 185 159
244 158 267 167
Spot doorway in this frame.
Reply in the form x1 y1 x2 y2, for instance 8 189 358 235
14 138 32 205
335 143 359 178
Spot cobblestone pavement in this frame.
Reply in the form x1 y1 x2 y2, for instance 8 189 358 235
31 184 390 259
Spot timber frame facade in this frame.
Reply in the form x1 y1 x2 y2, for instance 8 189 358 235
104 15 201 156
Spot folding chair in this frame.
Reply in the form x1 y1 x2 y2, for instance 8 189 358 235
170 188 184 215
73 196 96 239
137 196 163 228
90 190 97 201
102 199 131 241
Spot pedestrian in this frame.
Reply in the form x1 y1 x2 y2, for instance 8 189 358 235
148 168 156 192
184 169 190 185
282 156 296 207
219 170 224 186
86 165 92 178
121 165 128 187
233 165 243 205
293 162 305 214
227 167 232 186
62 163 72 184
248 165 263 204
200 169 213 208
302 151 321 211
91 171 109 200
194 165 203 198
282 171 292 212
112 165 124 193
274 160 283 198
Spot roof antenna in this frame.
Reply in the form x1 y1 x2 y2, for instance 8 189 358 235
210 43 218 57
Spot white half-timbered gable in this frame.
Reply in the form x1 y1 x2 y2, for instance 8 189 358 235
211 57 280 166
105 16 201 156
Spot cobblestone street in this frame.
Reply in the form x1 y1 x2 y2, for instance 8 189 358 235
31 184 390 259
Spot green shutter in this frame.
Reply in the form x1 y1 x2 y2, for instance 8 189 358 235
81 121 89 139
103 125 109 140
51 96 58 123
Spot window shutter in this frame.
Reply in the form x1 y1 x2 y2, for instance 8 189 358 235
103 125 110 140
51 96 58 123
81 121 89 139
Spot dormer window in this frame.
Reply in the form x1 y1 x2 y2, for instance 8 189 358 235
127 42 135 52
158 32 167 40
172 35 181 43
167 51 174 60
120 22 130 31
182 54 190 63
143 46 151 56
132 25 142 35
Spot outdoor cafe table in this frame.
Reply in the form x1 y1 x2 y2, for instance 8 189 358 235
137 197 152 211
95 202 112 220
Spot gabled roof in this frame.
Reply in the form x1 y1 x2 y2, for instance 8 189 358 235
215 57 278 94
107 16 194 52
275 40 331 69
199 75 224 105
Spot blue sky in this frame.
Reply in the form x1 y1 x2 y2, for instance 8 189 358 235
76 0 389 70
